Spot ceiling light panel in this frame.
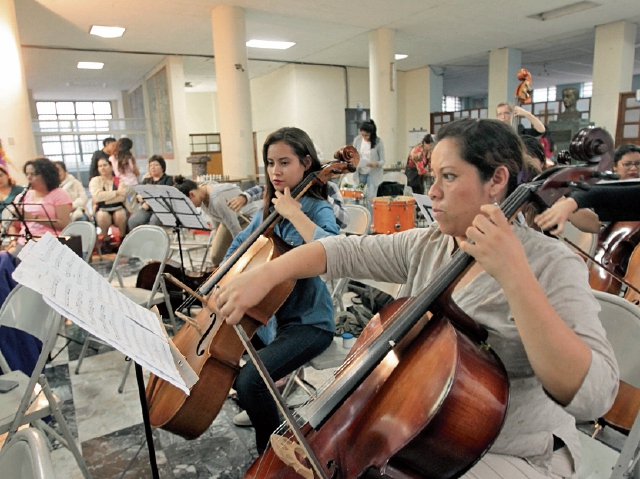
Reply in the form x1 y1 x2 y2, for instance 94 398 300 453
528 2 599 21
395 54 408 60
77 62 104 69
246 39 295 50
90 25 125 38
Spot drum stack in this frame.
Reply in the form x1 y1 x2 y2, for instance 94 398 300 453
340 187 364 205
371 196 416 234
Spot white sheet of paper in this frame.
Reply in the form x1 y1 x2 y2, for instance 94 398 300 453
14 233 196 393
412 193 434 224
134 185 210 229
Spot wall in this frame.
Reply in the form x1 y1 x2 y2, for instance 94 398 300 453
185 92 217 134
347 67 370 109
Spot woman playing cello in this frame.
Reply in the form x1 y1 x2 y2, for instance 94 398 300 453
225 127 339 453
213 118 618 478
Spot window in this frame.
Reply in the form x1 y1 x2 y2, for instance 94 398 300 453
442 96 461 112
35 101 113 170
532 87 557 103
581 82 593 98
146 68 174 158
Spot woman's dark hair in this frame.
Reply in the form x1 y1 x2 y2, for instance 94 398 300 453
520 135 546 169
173 175 198 197
614 144 640 166
23 157 60 191
261 127 326 220
436 118 524 197
149 155 166 173
358 119 378 148
422 133 434 145
53 160 67 172
114 138 136 175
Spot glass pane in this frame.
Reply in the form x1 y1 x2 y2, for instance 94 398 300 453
480 109 487 118
76 102 94 115
42 142 62 155
93 102 112 115
56 102 75 114
60 135 74 141
39 121 59 131
623 124 638 138
38 115 57 121
576 99 589 112
470 110 478 118
433 124 441 133
625 109 640 123
95 115 112 120
534 103 546 114
461 111 469 117
78 120 96 131
36 102 56 115
435 116 441 122
62 142 78 154
627 97 639 108
96 120 110 130
41 135 61 142
47 155 63 162
77 114 95 120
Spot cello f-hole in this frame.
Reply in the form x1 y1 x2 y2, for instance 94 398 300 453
196 311 218 356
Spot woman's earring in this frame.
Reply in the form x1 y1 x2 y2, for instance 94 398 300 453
492 197 500 207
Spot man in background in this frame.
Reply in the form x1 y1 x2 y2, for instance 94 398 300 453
89 137 116 179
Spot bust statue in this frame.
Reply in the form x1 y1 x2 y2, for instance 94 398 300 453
557 87 582 121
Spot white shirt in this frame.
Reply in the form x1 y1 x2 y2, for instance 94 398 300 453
358 140 372 174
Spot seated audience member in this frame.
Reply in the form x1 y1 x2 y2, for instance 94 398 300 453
0 163 24 214
54 161 89 222
89 137 116 179
228 180 349 229
173 176 259 266
127 155 173 231
89 158 129 241
6 158 71 257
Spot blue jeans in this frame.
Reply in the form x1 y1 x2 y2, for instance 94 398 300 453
234 323 333 452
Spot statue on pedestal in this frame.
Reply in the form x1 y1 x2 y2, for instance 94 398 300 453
557 87 583 121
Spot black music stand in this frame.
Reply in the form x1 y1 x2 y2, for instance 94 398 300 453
134 185 211 279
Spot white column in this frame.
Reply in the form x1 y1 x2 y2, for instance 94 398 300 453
369 28 397 164
0 0 36 182
488 48 522 118
211 6 254 178
590 21 637 134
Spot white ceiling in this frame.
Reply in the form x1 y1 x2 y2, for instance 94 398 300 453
14 0 640 100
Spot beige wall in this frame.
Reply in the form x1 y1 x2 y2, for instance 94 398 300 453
185 92 217 134
347 67 370 109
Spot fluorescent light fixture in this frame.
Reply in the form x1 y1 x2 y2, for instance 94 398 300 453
528 1 598 21
395 54 408 60
89 25 125 38
246 39 295 50
77 62 104 70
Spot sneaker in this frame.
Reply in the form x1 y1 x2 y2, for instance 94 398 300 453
233 410 252 427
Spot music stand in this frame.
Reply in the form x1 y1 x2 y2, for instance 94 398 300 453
134 185 211 279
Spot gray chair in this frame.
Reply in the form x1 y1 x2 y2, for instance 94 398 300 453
0 286 92 478
0 428 56 479
60 221 97 263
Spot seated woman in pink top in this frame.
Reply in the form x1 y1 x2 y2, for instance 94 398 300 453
6 157 71 256
109 138 140 187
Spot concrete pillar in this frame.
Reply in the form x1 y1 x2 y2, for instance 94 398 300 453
488 48 522 118
590 21 637 134
0 0 36 182
369 28 397 164
211 6 254 178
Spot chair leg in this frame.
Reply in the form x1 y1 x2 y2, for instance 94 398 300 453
119 360 133 393
331 278 348 312
74 334 93 374
40 377 93 479
160 279 177 332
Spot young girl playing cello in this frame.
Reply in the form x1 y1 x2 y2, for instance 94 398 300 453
214 119 618 478
225 127 339 453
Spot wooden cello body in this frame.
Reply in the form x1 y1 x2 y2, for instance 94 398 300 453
244 298 509 479
623 245 640 305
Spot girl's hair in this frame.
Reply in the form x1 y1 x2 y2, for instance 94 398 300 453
520 135 546 170
114 138 136 175
23 157 60 191
436 118 524 197
261 127 326 220
148 155 166 173
172 175 198 197
358 119 378 148
0 164 15 185
422 133 434 145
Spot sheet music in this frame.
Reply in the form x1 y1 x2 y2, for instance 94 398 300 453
134 185 210 229
13 233 197 393
412 193 434 224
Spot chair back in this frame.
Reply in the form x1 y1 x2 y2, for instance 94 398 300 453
0 428 55 479
60 221 97 262
593 290 640 388
0 286 56 344
382 171 408 186
341 205 371 235
562 221 598 257
109 225 170 274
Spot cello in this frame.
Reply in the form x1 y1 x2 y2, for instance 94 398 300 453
145 147 359 439
242 128 614 479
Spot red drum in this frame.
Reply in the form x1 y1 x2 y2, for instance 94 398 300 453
340 188 364 202
372 196 415 234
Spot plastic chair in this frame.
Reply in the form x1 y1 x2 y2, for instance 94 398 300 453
74 226 175 391
0 428 55 479
0 285 92 478
577 291 640 479
60 221 97 263
562 221 598 258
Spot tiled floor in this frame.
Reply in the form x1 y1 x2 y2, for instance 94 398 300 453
42 252 343 479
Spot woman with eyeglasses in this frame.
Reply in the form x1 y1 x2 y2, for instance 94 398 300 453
612 144 640 180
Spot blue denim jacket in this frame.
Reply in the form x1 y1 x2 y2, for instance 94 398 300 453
224 196 339 334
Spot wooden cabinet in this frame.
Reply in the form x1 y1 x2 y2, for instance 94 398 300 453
189 134 223 175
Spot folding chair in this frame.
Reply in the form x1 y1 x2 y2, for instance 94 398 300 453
577 291 640 479
169 228 215 272
74 225 175 392
60 221 97 264
0 428 55 479
562 221 598 258
0 285 92 478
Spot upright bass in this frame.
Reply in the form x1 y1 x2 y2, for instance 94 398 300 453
145 147 359 439
243 128 614 479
